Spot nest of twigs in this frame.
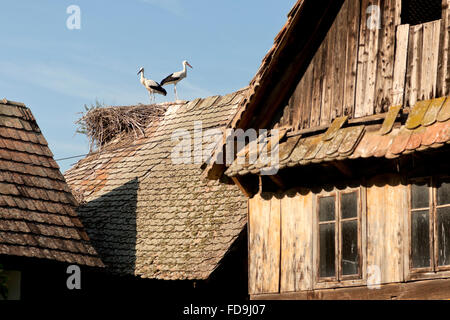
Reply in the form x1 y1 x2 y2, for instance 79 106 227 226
76 103 167 150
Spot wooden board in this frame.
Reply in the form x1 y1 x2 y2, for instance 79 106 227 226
392 24 410 106
437 0 450 97
374 0 399 113
248 194 280 294
274 0 446 132
251 277 450 300
330 0 349 121
405 20 442 107
366 174 407 285
343 0 361 118
355 0 381 118
280 191 313 292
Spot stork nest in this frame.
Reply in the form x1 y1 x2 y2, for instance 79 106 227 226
76 103 168 150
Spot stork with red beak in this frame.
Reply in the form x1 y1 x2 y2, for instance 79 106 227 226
160 60 193 101
137 67 167 103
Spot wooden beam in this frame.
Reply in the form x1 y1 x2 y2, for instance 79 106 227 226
251 277 450 300
231 176 252 198
269 175 286 189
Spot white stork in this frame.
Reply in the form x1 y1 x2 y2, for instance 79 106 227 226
160 60 193 101
137 67 167 103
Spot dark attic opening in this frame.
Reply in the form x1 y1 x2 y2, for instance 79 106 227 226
401 0 442 25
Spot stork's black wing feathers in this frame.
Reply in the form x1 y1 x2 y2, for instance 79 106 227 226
150 83 167 96
160 73 180 86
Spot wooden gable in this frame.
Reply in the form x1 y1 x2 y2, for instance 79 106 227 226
273 0 449 131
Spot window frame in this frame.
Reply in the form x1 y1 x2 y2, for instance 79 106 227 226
315 188 363 284
408 176 450 275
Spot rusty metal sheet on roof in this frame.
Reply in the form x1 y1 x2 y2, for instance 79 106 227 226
422 97 446 127
322 116 348 141
379 105 402 135
406 100 432 129
437 97 450 122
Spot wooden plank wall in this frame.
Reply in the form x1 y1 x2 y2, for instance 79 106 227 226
276 0 449 130
280 191 313 292
366 174 407 284
248 175 413 296
405 20 442 107
248 195 280 294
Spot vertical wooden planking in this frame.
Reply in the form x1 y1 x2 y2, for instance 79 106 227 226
301 64 315 129
431 20 442 98
421 22 435 101
248 196 260 294
280 191 313 292
280 194 296 292
392 24 410 106
249 195 278 294
355 0 370 117
437 0 450 97
310 49 324 127
405 24 423 107
374 0 398 114
331 1 349 120
366 174 406 284
355 0 381 118
343 0 361 118
262 196 281 293
288 81 303 130
363 0 381 116
320 20 337 125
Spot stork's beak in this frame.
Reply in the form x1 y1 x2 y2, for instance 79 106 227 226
187 62 193 69
137 70 141 75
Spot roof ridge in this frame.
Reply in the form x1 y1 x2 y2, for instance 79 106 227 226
1 98 27 107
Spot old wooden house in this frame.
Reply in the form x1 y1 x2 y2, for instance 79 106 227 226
205 0 450 299
64 90 249 300
0 99 104 300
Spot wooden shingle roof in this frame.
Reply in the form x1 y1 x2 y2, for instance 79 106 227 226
64 90 248 280
226 97 450 177
0 99 104 267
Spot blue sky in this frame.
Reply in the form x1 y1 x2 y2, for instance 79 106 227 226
0 0 296 172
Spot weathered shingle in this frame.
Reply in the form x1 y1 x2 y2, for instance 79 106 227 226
226 97 450 176
0 99 104 267
65 90 248 280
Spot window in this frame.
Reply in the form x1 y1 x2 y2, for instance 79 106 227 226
318 190 361 281
401 0 442 26
410 178 450 272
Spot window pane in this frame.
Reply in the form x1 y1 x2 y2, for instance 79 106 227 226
319 196 335 222
411 210 431 268
411 183 429 209
342 220 359 275
437 206 450 266
437 181 450 206
319 223 335 278
341 192 358 219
